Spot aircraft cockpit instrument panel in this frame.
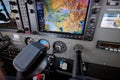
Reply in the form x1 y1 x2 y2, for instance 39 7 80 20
0 0 120 71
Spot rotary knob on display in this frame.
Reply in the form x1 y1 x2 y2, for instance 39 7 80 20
90 18 95 23
92 8 99 14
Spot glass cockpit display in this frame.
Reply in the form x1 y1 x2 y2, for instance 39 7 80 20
36 0 89 35
0 0 16 29
0 0 10 23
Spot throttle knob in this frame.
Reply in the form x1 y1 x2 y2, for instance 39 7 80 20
73 44 84 52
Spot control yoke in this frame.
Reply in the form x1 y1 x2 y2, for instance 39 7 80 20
13 42 47 80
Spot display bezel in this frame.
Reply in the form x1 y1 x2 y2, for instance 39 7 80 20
36 0 91 39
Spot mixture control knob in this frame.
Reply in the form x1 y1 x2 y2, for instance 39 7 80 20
74 44 84 52
24 27 30 31
24 28 30 34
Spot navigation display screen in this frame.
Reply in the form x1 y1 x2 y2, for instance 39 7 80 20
36 0 89 34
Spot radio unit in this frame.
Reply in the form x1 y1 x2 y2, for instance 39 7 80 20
96 41 120 52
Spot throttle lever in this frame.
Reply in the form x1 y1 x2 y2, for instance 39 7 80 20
73 44 84 77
